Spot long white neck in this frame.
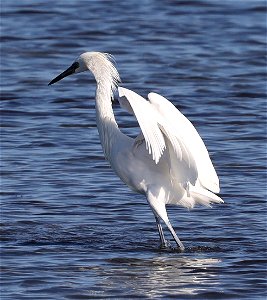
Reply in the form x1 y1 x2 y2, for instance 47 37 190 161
81 52 124 163
95 81 121 163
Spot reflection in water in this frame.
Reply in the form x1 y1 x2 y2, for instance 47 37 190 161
81 256 221 297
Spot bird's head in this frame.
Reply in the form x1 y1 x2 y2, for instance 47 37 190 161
48 52 120 92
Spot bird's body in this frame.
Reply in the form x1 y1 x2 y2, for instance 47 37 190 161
49 52 223 250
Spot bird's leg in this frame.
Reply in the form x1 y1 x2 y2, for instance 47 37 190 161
165 220 185 251
155 216 169 249
147 190 184 250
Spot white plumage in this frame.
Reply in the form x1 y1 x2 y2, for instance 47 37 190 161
49 52 223 250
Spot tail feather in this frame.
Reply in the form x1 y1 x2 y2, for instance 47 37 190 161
177 184 223 209
190 184 223 207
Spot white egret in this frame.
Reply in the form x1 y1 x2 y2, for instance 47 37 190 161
49 52 223 251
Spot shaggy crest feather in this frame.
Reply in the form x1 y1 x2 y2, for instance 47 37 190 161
80 52 120 99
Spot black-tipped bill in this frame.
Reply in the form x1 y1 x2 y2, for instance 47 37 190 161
48 62 79 85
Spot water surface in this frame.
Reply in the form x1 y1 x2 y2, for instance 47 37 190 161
1 0 267 299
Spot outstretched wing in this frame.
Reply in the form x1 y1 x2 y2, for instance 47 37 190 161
118 87 166 163
148 92 220 193
118 87 198 186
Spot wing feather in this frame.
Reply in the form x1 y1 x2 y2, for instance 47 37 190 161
148 92 220 193
118 87 197 186
118 87 165 163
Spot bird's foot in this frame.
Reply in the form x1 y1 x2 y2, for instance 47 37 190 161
159 240 172 250
174 245 185 253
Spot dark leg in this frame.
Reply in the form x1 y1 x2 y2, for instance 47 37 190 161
155 216 169 248
165 220 185 251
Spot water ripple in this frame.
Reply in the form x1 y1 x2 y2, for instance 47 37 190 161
1 0 266 299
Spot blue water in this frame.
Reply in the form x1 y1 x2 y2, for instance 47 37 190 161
1 0 267 299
